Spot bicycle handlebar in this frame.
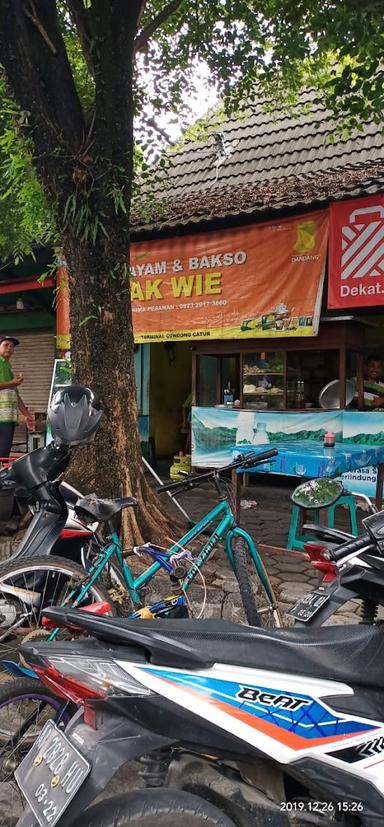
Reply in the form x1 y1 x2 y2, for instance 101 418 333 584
157 448 278 495
235 448 278 467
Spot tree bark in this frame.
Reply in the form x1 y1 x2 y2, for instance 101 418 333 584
63 231 172 546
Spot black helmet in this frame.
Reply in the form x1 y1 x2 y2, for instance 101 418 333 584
48 385 103 447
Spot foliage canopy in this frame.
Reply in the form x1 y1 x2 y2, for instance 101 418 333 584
0 0 383 264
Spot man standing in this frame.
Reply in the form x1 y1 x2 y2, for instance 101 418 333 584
0 335 34 459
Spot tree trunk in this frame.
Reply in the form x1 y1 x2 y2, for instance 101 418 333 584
63 231 172 546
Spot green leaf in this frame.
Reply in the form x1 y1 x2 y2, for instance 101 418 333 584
79 314 98 327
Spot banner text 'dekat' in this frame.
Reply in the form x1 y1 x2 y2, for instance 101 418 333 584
328 194 384 309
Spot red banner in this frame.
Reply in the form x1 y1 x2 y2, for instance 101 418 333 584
328 195 384 308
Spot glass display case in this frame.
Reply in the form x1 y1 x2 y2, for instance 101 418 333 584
286 350 339 410
242 351 285 409
192 319 367 412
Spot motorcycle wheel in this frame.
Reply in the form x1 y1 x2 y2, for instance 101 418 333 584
0 554 115 652
71 789 237 827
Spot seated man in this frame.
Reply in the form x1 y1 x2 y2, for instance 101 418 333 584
360 354 384 410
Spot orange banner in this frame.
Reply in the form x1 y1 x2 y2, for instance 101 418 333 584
131 210 328 342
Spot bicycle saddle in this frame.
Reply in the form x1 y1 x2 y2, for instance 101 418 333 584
74 495 138 522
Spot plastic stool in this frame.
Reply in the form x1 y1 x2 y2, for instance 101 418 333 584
287 493 358 551
327 494 358 536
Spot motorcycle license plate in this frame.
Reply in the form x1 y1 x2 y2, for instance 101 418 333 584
289 590 330 622
14 720 90 827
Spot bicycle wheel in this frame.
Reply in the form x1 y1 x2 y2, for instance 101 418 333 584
0 676 73 827
0 555 115 652
71 789 236 827
232 536 282 628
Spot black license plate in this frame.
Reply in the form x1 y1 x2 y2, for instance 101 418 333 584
14 719 91 827
289 590 330 622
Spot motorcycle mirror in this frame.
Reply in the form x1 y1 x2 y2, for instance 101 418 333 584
291 478 344 509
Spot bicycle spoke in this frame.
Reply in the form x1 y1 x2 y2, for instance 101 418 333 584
0 679 73 826
0 699 45 753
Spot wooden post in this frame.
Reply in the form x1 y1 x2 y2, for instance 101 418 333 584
376 463 384 510
357 352 364 410
191 349 197 406
339 346 346 409
55 252 70 357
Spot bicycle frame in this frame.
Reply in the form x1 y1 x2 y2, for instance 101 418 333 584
55 497 274 616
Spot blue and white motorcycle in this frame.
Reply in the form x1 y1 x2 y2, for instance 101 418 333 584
14 594 384 827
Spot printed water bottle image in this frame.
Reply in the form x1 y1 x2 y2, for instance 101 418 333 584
252 421 270 445
236 411 254 445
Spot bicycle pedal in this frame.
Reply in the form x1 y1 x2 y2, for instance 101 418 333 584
172 564 188 578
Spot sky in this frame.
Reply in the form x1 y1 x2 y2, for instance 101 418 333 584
161 65 218 142
136 59 219 154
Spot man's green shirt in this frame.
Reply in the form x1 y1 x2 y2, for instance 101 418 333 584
0 356 18 423
363 378 384 409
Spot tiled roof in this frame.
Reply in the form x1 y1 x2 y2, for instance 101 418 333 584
131 91 384 233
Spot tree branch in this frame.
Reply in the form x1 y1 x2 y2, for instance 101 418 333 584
23 0 57 54
63 0 94 78
136 0 149 28
134 0 185 52
146 116 172 144
0 0 85 173
86 1 141 191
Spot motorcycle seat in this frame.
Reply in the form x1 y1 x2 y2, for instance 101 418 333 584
74 495 138 522
40 610 384 688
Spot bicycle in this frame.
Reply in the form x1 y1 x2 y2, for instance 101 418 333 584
0 448 282 644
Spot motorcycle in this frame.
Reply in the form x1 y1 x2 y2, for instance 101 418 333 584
14 602 384 826
0 441 101 569
289 478 384 626
0 424 192 574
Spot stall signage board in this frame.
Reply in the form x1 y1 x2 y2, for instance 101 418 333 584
192 407 384 499
341 411 383 498
328 194 384 309
130 211 328 343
